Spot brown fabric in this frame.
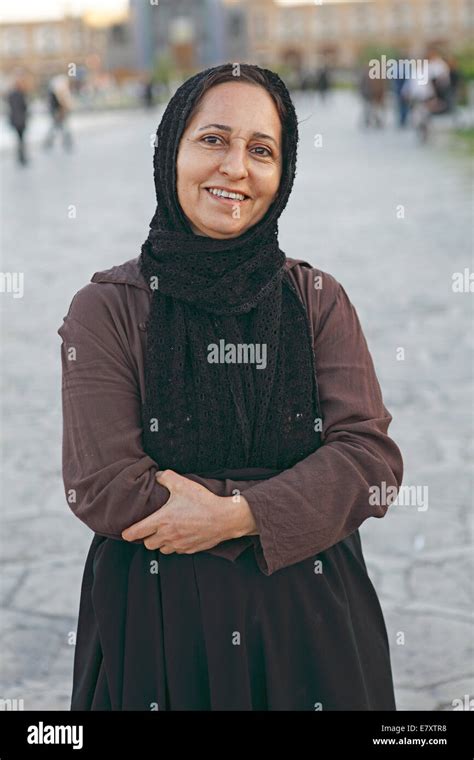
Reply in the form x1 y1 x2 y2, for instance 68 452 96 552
58 256 403 576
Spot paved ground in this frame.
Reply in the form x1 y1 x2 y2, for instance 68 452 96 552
0 90 472 711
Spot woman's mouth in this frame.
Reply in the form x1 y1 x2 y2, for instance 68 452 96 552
204 187 250 205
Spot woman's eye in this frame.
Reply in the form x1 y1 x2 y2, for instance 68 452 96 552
251 145 272 157
201 135 222 145
200 135 273 157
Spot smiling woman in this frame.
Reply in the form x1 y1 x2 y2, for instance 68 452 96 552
176 80 282 238
58 62 403 711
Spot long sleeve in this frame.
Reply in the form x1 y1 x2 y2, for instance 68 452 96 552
240 272 404 576
59 306 168 541
57 284 262 559
58 271 403 575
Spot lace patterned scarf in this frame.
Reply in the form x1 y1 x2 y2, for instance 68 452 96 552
139 63 321 474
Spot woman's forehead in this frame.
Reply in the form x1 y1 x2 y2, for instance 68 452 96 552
187 82 282 141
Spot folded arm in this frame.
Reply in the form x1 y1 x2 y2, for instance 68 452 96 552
238 274 404 575
58 284 267 560
58 273 403 576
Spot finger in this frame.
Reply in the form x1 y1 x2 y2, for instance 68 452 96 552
143 534 165 551
159 545 175 555
122 515 160 542
155 469 187 492
143 536 173 553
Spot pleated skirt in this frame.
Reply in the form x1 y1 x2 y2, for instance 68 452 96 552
70 530 396 711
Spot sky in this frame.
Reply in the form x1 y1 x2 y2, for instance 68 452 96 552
0 0 129 23
0 0 376 20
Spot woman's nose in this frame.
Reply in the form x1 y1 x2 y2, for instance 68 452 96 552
218 141 249 178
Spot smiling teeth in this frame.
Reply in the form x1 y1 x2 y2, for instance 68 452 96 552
208 188 246 201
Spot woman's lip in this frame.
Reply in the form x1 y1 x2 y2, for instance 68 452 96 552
204 188 250 204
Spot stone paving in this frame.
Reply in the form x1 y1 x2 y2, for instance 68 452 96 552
0 90 472 710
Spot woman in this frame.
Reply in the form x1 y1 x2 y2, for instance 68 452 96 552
58 63 403 711
6 71 29 166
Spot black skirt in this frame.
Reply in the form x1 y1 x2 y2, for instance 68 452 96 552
70 528 396 711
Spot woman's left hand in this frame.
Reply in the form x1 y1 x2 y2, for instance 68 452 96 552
121 469 240 554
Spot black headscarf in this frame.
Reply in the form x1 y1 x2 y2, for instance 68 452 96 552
139 63 321 475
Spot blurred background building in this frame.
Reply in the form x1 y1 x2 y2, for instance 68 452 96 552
242 0 473 71
1 0 472 104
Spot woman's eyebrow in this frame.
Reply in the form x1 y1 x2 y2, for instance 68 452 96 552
197 123 278 146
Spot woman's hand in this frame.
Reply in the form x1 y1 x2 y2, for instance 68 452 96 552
121 469 256 554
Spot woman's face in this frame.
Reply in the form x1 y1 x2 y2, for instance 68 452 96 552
176 82 282 239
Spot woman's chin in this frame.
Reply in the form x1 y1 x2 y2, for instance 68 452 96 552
192 216 250 239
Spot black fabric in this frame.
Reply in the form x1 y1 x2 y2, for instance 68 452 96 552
71 529 396 711
139 63 321 473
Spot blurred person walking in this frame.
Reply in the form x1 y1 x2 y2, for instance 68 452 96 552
142 76 155 109
445 55 463 116
315 64 331 101
402 49 451 142
6 72 30 166
392 55 411 128
427 49 452 116
359 65 386 128
43 74 74 151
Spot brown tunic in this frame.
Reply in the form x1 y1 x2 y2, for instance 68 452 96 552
58 255 403 710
